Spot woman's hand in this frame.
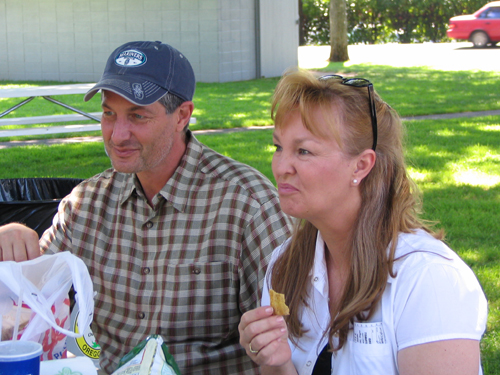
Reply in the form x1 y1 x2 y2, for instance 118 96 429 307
239 306 296 373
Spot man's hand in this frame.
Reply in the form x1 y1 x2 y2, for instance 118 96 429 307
0 223 41 261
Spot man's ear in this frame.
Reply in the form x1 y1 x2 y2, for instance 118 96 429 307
352 149 376 184
175 101 194 132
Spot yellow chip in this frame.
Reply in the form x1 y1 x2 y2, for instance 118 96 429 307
269 289 290 316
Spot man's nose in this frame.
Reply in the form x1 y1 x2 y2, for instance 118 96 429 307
110 116 132 143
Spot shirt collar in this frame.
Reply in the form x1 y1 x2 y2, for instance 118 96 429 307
118 173 140 205
158 131 203 212
311 231 329 298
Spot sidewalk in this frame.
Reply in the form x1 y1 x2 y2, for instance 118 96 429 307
1 110 500 149
0 126 272 149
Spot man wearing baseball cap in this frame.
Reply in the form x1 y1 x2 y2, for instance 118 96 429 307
0 41 291 374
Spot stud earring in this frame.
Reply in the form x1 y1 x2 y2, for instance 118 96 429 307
353 179 358 184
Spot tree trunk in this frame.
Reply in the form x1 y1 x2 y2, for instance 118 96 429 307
298 0 306 46
329 0 349 62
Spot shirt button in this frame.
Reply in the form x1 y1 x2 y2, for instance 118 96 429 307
192 267 201 275
306 361 312 367
142 267 151 275
137 312 145 319
313 277 319 282
146 221 154 228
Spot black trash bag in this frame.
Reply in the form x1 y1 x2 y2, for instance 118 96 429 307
0 178 83 238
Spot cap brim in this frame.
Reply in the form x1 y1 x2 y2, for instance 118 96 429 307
84 78 168 106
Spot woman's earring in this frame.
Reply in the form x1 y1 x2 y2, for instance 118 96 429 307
353 179 358 184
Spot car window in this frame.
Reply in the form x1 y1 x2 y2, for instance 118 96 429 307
484 6 500 18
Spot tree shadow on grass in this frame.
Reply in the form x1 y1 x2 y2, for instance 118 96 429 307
422 184 500 257
318 63 500 117
193 78 280 130
404 116 500 182
197 129 275 182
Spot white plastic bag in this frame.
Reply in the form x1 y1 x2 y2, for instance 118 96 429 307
0 252 94 360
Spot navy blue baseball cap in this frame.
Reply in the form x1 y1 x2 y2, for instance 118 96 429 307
85 41 195 105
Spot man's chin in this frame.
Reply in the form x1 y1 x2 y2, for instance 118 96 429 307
108 150 142 174
110 161 140 174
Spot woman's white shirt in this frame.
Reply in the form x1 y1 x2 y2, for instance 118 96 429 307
261 229 488 375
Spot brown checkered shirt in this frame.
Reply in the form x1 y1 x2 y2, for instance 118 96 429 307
41 133 292 374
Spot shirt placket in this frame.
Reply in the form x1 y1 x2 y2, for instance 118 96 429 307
134 195 162 326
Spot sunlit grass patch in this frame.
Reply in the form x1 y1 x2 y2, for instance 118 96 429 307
453 170 500 188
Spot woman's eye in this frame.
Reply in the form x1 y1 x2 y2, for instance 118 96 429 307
274 144 282 152
298 149 310 155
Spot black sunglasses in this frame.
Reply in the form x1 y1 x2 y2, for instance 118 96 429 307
318 74 378 151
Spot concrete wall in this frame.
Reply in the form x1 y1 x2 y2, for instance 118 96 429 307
259 0 299 78
0 0 298 83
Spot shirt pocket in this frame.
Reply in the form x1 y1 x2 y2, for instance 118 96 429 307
159 261 239 343
347 322 396 375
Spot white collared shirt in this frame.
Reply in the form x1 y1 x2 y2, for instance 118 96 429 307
262 229 488 375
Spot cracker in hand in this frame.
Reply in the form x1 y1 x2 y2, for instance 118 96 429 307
269 289 290 316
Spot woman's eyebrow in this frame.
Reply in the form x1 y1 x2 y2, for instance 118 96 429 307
273 132 320 146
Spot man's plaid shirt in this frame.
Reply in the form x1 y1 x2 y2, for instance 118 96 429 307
41 133 292 374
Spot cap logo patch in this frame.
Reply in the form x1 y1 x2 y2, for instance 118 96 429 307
115 49 147 67
132 83 144 100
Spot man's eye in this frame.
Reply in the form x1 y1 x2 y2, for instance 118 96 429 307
274 144 282 152
298 149 310 155
134 114 145 119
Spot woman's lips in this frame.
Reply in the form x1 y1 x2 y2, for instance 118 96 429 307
277 183 299 194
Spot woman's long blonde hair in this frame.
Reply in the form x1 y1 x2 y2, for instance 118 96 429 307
270 70 442 350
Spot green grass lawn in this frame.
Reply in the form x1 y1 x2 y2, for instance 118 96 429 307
1 62 500 373
1 63 499 142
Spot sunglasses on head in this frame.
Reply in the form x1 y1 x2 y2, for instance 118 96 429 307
318 74 377 151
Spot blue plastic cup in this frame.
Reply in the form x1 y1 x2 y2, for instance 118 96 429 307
0 340 42 375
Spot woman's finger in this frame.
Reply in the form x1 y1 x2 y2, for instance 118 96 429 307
248 316 287 353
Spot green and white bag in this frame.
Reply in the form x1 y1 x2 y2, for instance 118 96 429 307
111 335 181 375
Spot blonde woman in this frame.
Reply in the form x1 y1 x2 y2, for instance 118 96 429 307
238 70 487 375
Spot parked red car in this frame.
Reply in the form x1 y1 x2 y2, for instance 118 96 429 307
447 1 500 47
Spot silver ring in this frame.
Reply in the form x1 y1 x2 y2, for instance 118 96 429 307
249 342 259 354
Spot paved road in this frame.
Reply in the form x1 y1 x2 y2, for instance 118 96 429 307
299 42 500 72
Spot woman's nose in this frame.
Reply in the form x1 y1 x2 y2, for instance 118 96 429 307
272 152 295 177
